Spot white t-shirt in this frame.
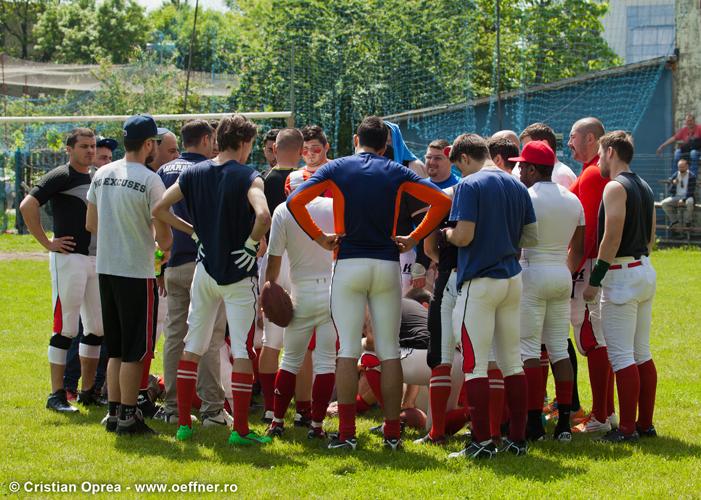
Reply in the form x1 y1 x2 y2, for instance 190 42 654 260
521 181 585 265
677 171 689 199
268 197 334 282
512 160 577 189
87 159 166 279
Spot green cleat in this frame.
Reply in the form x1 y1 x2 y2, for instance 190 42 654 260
176 425 193 441
228 430 273 446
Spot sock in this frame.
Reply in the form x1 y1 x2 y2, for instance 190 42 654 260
383 419 401 440
466 377 490 443
176 360 198 427
488 369 504 439
140 355 153 391
636 360 657 430
356 394 372 413
192 391 202 410
364 368 384 407
607 364 615 417
614 364 640 435
504 374 528 442
258 372 276 412
232 372 254 436
296 399 312 420
108 401 120 418
119 404 136 424
445 407 469 436
338 403 356 441
252 347 262 384
523 366 544 411
540 346 549 400
587 347 611 423
554 379 573 428
272 369 296 422
567 339 581 412
428 366 452 439
311 373 335 424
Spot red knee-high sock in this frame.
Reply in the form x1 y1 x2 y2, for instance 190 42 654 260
140 355 153 391
258 372 276 412
524 366 544 411
232 372 254 436
176 360 198 427
428 366 452 439
488 369 505 438
555 380 573 406
636 360 657 430
587 347 611 423
252 347 262 384
364 368 384 407
607 364 615 417
311 373 335 424
338 403 356 441
504 374 528 442
540 347 550 400
296 399 312 420
445 407 469 436
272 369 296 423
466 378 490 443
614 364 640 435
356 394 372 412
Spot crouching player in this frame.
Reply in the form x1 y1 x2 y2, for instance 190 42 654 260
265 175 337 439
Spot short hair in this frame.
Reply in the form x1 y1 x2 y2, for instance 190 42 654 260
275 128 304 151
599 130 634 164
686 112 695 120
487 137 519 168
519 123 557 151
405 287 433 304
678 157 689 164
428 139 450 151
301 125 328 146
124 137 149 153
356 116 388 151
449 133 488 163
181 119 213 148
66 127 95 147
264 128 280 144
217 114 258 152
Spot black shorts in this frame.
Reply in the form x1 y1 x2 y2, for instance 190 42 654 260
98 274 158 363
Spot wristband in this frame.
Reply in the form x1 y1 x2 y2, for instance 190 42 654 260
588 259 611 287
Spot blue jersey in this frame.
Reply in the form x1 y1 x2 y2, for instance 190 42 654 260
178 159 261 285
287 152 451 262
450 168 536 286
431 173 460 190
157 152 208 268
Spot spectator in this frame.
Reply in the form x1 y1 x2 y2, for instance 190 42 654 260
518 123 577 189
488 137 519 174
149 130 180 172
95 137 118 168
661 157 696 227
657 113 701 175
262 128 280 173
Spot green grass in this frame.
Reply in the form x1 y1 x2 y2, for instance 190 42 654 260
0 233 47 254
1 249 700 498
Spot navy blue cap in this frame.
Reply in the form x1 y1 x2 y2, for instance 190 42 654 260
96 136 118 151
123 114 169 141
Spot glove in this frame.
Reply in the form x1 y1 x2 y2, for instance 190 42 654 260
231 236 260 272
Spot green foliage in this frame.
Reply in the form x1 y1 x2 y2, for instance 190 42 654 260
0 0 50 59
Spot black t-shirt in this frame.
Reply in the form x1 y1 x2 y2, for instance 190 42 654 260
264 167 296 215
437 217 458 272
399 298 430 349
29 163 94 256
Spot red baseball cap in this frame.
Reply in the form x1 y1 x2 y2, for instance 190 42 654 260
508 140 556 167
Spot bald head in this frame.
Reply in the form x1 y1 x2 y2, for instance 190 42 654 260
274 127 304 167
568 117 605 164
572 117 605 139
491 130 520 149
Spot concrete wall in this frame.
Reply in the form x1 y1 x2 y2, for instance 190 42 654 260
674 0 701 123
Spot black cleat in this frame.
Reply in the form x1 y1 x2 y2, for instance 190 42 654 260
500 438 529 456
116 410 157 436
327 434 357 450
101 413 118 433
553 423 573 443
383 437 403 451
136 393 161 419
636 425 657 438
47 389 79 413
596 428 639 444
526 422 546 442
266 424 284 438
261 410 274 424
448 440 497 460
77 387 107 407
294 412 312 428
413 433 446 445
307 427 326 439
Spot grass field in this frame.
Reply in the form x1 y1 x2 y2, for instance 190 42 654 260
1 245 700 498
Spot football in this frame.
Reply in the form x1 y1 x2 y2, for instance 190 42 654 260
260 281 293 327
400 407 427 430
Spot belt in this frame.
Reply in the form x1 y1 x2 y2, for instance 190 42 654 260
609 260 642 270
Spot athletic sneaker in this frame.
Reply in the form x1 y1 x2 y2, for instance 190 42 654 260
327 434 357 450
570 407 588 426
608 413 619 429
176 425 194 441
116 411 157 436
413 434 446 445
77 387 107 407
228 431 272 446
153 408 197 425
553 428 572 443
500 438 528 456
266 424 284 438
136 393 161 419
101 413 118 433
261 410 274 424
448 440 497 460
307 427 326 440
636 424 657 438
526 422 546 442
383 438 402 451
572 415 611 434
294 412 311 428
46 389 79 413
596 428 639 444
202 409 234 429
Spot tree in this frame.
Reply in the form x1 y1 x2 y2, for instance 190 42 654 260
0 0 50 59
95 0 149 64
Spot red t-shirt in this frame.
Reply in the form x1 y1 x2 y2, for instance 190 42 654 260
570 155 609 260
674 124 701 143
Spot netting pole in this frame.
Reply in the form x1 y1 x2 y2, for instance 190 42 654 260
14 148 26 234
0 152 6 232
496 0 503 130
183 0 200 114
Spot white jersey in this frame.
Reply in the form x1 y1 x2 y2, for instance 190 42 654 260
521 181 584 265
512 160 577 190
268 197 334 282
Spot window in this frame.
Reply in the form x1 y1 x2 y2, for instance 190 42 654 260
626 4 675 63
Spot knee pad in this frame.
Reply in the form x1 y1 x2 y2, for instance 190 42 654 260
49 334 72 350
47 345 68 365
81 333 103 346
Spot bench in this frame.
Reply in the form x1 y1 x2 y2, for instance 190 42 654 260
655 200 701 244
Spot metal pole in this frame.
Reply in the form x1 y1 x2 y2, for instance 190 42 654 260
182 0 200 114
496 0 503 130
14 148 25 234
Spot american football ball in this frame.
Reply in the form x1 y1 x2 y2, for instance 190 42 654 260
400 407 427 430
260 281 293 327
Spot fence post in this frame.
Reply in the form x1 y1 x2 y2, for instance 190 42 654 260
14 148 26 234
0 152 6 232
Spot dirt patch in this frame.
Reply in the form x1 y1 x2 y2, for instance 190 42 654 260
0 252 48 261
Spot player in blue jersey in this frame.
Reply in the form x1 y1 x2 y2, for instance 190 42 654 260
153 114 272 446
287 116 451 451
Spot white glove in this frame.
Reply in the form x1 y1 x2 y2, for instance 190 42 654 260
231 236 260 272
